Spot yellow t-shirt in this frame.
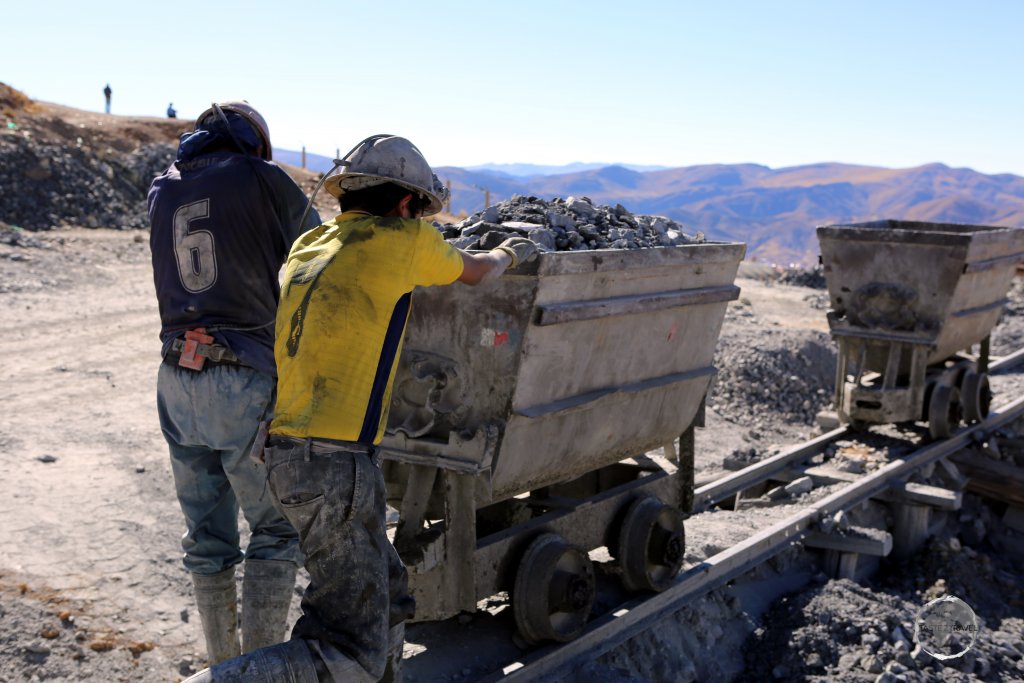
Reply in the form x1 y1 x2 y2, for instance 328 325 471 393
271 211 464 444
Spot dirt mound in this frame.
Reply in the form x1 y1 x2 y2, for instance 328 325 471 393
709 327 836 430
0 83 334 232
0 83 35 117
992 277 1024 356
739 499 1024 681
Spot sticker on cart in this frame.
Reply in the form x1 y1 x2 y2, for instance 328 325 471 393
480 328 510 347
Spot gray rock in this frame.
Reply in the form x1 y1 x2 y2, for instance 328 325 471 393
805 652 824 668
450 235 480 250
834 510 850 531
481 205 501 223
545 211 575 230
651 217 670 235
862 654 884 673
525 228 557 251
499 221 541 235
784 476 814 496
479 231 515 250
838 653 860 670
461 221 499 237
565 196 596 217
975 656 990 677
861 632 882 650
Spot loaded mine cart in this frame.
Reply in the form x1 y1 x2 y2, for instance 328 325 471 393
817 220 1024 439
378 242 745 643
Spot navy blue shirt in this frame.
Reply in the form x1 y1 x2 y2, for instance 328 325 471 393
148 151 321 376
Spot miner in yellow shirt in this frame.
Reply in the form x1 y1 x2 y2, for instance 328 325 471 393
182 135 536 683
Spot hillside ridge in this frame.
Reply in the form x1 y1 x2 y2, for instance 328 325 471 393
3 83 1022 264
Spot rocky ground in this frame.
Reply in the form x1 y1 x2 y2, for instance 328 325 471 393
2 84 1023 682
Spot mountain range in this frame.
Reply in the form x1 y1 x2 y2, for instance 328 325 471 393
435 162 1024 265
272 148 1024 265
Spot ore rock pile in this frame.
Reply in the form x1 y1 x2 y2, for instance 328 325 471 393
0 138 174 230
992 276 1024 356
739 494 1024 682
438 194 704 251
0 82 186 231
708 328 837 430
777 265 827 289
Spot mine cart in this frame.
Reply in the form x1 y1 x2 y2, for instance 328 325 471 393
378 242 745 643
817 220 1024 439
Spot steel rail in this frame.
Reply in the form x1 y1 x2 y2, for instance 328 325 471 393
487 394 1024 682
692 426 848 511
991 346 1024 372
690 344 1024 512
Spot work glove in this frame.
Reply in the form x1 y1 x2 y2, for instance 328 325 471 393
495 237 538 269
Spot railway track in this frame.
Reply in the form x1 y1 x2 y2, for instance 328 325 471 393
447 350 1024 682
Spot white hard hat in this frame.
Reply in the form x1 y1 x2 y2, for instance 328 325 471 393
324 135 446 215
195 100 272 161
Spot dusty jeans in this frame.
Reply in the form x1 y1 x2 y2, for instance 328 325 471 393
264 437 413 680
157 362 299 574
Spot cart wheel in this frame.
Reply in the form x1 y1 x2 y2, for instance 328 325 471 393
928 384 962 439
959 369 990 423
617 496 685 593
850 419 871 432
512 533 595 644
921 381 936 422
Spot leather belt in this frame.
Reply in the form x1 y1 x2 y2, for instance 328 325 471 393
164 338 245 368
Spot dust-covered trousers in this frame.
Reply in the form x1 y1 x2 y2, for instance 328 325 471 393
157 361 300 575
263 436 414 680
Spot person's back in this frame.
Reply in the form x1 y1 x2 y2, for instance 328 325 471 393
148 100 320 669
149 145 307 374
273 209 465 444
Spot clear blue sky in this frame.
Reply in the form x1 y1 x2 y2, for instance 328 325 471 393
4 1 1022 175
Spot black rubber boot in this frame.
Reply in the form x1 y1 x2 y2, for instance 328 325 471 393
241 559 297 653
191 568 241 665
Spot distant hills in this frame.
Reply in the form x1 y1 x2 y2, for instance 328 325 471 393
435 162 1024 265
272 146 1024 265
270 151 666 178
463 162 669 177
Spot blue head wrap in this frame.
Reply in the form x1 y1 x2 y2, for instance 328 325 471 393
177 111 265 163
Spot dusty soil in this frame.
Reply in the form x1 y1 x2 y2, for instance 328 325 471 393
3 229 1022 682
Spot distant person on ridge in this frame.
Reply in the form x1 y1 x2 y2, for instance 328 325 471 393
103 83 111 114
167 102 177 118
147 100 320 667
181 134 537 681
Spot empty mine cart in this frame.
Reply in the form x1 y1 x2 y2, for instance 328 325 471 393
817 220 1024 439
377 241 746 643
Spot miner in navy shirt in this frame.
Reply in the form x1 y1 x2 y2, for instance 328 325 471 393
148 100 319 667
